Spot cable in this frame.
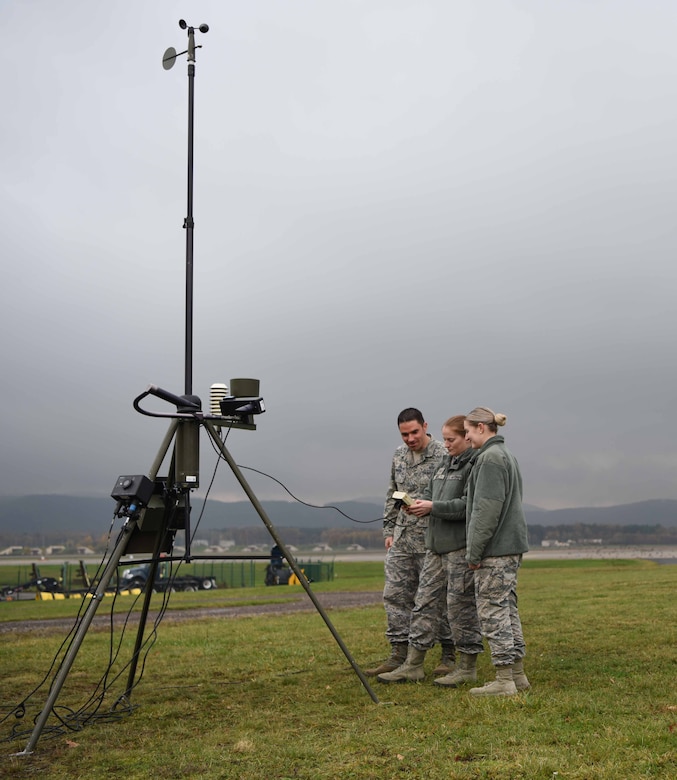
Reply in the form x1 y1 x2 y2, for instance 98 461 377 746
0 517 120 719
236 465 386 525
203 425 384 524
0 504 201 745
188 425 230 546
0 516 143 744
231 462 426 534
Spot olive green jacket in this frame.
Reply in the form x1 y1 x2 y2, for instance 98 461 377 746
421 447 477 554
465 435 529 565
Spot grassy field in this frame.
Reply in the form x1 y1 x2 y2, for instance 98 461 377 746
0 560 383 622
1 559 676 779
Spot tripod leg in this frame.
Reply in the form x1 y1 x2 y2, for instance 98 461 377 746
148 419 180 478
121 420 182 700
19 420 181 754
204 421 379 704
120 510 173 702
18 519 139 755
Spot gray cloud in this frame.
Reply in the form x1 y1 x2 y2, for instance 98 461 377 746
1 0 676 511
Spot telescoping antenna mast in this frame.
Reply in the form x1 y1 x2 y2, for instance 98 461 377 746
162 18 209 398
17 20 378 757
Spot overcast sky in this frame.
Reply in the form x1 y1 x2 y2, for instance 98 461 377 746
1 0 676 512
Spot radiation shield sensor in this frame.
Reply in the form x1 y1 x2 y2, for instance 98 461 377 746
212 378 265 431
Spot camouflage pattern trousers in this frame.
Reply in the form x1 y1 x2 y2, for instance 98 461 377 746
383 528 451 648
473 554 526 667
408 550 453 651
445 548 483 656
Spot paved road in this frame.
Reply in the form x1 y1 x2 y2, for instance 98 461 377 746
0 589 383 635
3 545 677 567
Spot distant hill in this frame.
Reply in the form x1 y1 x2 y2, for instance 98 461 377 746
523 500 677 528
0 494 384 536
0 495 676 537
0 495 115 535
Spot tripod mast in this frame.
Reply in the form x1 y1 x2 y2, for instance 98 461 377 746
16 21 379 756
183 22 198 396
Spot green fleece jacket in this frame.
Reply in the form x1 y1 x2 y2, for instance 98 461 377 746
465 435 529 565
422 447 477 554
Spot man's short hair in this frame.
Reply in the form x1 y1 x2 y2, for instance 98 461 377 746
397 408 425 426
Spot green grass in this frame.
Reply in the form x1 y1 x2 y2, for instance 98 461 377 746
0 561 385 623
1 560 676 779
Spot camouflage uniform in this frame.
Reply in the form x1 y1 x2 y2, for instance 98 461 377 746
383 437 446 645
473 554 525 665
406 549 451 650
446 548 484 655
408 449 477 651
465 435 528 666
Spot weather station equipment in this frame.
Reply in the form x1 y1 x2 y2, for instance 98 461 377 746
18 19 377 757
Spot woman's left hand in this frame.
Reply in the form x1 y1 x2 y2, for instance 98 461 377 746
407 499 432 517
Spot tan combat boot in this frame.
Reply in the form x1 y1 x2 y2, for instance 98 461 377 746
432 643 455 675
377 646 427 683
364 643 408 677
434 651 478 687
469 664 517 697
512 659 530 691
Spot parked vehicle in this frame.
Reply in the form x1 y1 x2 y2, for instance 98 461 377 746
264 545 293 585
0 576 64 601
118 563 217 593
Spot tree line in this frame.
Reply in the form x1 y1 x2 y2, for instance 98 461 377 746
3 523 677 556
